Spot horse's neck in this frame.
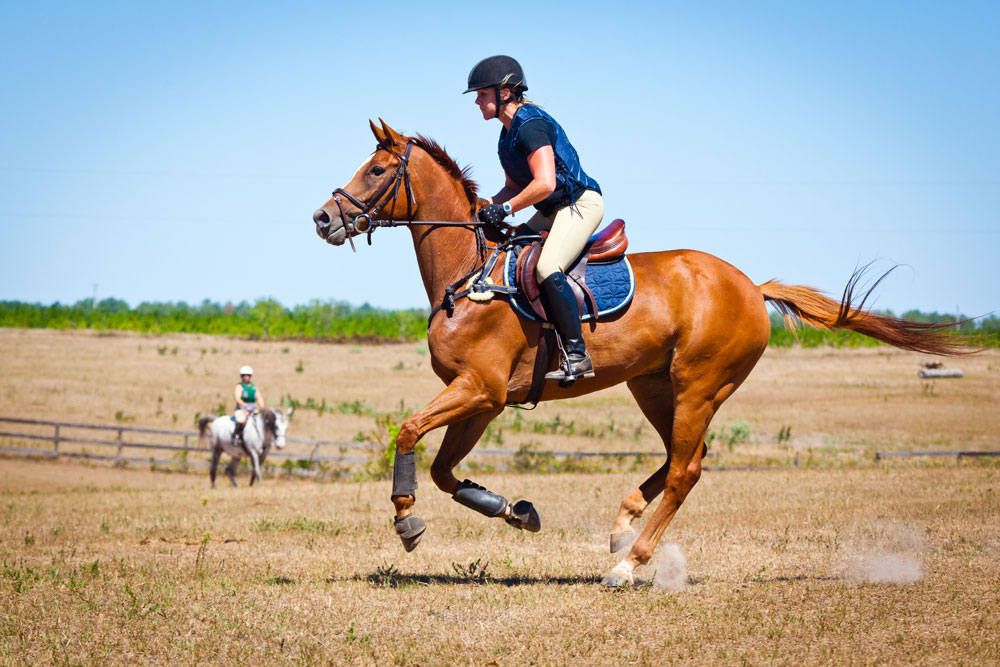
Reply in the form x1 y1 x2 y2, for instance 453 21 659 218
407 156 481 306
243 414 272 449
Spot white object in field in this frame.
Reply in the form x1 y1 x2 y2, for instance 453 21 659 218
917 368 963 379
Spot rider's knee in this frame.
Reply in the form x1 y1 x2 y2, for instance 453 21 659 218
535 258 563 283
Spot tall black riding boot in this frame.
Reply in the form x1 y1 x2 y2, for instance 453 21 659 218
539 272 595 382
233 420 246 446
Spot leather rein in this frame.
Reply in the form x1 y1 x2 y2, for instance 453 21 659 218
331 137 531 326
330 138 489 252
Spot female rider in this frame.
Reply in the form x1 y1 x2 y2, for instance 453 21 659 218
233 365 266 445
467 55 603 381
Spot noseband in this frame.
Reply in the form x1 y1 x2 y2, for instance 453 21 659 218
331 139 419 251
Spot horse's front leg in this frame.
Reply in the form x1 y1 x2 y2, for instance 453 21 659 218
428 412 540 533
392 373 505 552
248 449 261 486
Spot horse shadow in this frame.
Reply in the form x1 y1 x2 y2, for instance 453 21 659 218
338 572 602 588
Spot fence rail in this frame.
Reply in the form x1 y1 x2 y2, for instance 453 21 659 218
0 416 674 468
875 450 1000 461
6 417 994 474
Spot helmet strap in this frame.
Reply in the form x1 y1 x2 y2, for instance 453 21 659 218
494 85 509 120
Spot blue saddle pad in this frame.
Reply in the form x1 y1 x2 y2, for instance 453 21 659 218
503 249 635 322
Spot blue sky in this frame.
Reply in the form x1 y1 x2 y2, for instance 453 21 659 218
1 1 997 316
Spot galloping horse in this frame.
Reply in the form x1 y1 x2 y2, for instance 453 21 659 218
198 408 292 487
313 120 968 587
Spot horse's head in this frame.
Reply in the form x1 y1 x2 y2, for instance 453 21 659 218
313 119 415 248
265 407 292 450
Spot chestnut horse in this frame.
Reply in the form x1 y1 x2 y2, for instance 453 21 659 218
313 120 967 587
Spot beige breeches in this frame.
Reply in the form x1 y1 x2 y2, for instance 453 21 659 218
526 189 605 281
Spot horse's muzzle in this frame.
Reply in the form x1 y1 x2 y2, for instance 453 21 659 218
313 207 346 245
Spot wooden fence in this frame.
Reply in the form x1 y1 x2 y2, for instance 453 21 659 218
0 416 369 469
5 417 993 474
0 416 678 472
875 450 1000 462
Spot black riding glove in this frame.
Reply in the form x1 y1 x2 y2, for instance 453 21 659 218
477 203 509 228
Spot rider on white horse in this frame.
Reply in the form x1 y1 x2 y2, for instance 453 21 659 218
233 366 266 446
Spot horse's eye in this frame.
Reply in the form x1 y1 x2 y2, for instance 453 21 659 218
370 165 386 176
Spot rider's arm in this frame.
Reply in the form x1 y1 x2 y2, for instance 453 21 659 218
504 145 555 213
234 385 245 408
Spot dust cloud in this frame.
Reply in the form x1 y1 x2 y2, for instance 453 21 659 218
652 543 688 591
840 520 925 585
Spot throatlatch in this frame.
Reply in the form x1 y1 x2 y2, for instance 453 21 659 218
452 479 508 517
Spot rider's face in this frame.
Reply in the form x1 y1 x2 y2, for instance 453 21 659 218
241 374 251 382
474 88 496 120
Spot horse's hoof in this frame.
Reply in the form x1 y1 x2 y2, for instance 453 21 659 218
610 529 636 553
504 500 541 532
394 514 426 553
600 565 634 588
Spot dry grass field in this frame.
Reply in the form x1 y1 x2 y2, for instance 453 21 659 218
1 328 998 465
2 459 998 664
1 328 999 664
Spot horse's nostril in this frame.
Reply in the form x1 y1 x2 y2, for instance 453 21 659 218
313 209 330 227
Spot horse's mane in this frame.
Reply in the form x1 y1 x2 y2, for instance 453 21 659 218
413 134 480 215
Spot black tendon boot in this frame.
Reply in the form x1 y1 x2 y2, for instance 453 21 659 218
539 272 595 382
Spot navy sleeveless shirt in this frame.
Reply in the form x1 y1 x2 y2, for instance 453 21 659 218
498 105 601 217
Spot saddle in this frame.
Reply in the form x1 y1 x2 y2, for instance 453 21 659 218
514 219 629 321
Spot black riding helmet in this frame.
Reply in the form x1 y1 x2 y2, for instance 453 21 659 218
464 55 527 119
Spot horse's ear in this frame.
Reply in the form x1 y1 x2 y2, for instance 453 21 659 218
286 406 294 417
378 118 405 147
370 119 388 143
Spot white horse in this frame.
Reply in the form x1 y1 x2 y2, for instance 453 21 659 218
198 408 292 487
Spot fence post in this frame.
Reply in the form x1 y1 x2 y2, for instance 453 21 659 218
183 434 189 451
117 428 124 465
53 424 60 458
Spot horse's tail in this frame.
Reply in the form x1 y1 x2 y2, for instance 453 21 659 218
197 415 216 450
759 265 976 357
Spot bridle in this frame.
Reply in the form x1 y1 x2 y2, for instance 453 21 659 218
326 136 527 325
330 138 486 252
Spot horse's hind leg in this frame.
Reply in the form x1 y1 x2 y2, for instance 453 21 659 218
210 443 222 488
226 458 239 488
602 357 761 587
602 389 713 587
610 373 675 553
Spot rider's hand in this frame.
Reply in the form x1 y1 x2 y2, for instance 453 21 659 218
477 203 509 229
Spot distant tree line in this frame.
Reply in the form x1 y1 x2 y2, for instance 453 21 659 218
0 298 427 342
0 298 996 347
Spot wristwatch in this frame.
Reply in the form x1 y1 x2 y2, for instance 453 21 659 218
502 201 513 217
